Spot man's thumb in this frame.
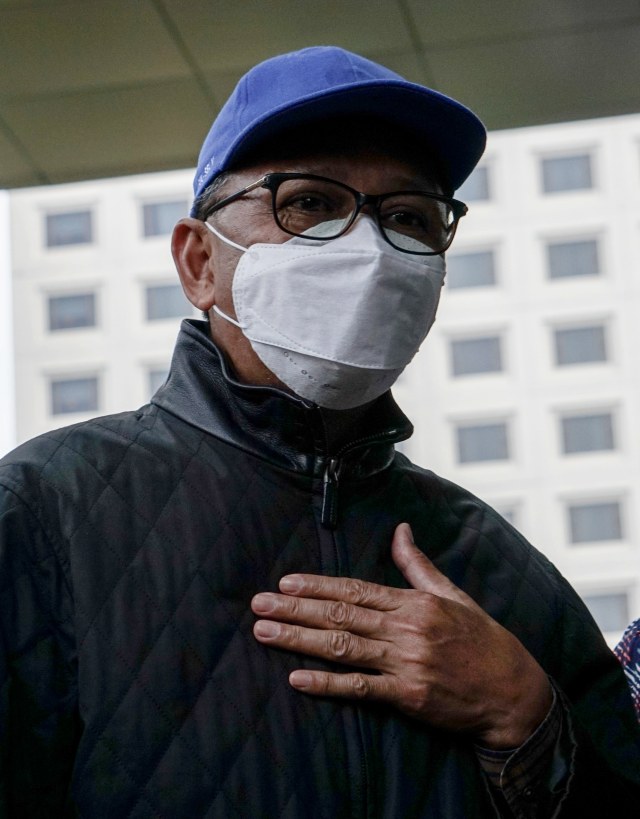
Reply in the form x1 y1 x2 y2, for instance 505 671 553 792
391 522 470 604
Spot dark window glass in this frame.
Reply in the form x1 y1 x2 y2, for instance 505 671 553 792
561 413 614 454
581 592 629 633
145 284 191 321
568 501 622 543
446 250 496 289
450 336 502 376
554 325 607 366
547 239 599 279
456 422 509 464
46 211 93 247
50 376 98 415
541 154 592 193
148 367 169 396
48 293 96 331
456 166 490 202
143 201 189 237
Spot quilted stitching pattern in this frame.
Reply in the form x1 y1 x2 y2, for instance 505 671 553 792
3 403 640 816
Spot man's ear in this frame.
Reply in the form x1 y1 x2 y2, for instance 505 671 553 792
171 218 216 311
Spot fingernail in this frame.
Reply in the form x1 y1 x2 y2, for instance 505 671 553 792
403 523 415 543
252 593 275 613
280 575 302 593
290 671 312 689
254 621 280 638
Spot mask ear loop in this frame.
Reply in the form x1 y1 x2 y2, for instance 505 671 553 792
212 304 243 327
204 221 248 327
205 220 248 253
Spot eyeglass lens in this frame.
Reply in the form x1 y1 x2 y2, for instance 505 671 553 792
273 177 455 254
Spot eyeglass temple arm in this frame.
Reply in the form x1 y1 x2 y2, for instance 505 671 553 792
205 176 272 219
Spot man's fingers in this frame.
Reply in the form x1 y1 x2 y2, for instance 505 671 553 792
289 669 394 703
253 620 392 669
391 523 475 608
251 593 387 637
278 573 401 611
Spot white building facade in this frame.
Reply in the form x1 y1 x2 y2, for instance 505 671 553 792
10 168 195 441
9 114 640 644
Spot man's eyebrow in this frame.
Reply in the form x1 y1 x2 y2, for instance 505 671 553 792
275 164 437 190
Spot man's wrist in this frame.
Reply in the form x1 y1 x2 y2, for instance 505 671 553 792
475 682 572 818
477 668 554 750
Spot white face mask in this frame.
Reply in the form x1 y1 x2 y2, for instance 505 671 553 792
206 217 445 409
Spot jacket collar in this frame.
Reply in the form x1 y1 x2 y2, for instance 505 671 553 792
152 319 413 478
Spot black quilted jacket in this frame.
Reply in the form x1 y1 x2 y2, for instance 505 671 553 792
1 319 639 818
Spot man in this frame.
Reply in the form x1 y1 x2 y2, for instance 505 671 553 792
0 46 638 818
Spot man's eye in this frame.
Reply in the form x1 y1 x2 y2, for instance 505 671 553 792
383 209 429 229
287 194 335 213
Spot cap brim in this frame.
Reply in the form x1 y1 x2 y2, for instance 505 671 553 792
220 80 486 194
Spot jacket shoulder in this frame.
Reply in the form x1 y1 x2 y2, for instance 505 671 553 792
0 402 206 495
1 406 150 473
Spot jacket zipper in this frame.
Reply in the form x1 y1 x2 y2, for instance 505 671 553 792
319 425 403 530
321 457 341 528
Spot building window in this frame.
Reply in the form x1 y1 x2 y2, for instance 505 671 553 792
568 500 623 544
142 200 189 237
456 421 510 464
541 154 593 193
450 335 502 377
456 165 490 202
148 367 169 396
145 283 191 321
446 250 496 289
48 293 96 331
561 412 615 454
45 210 93 247
553 324 607 366
546 238 600 279
50 376 99 415
581 592 629 633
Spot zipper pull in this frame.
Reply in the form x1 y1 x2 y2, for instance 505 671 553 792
321 457 341 529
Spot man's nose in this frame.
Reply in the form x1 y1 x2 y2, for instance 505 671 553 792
343 212 383 243
348 210 378 231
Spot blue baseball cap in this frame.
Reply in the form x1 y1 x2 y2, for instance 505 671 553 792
191 46 486 214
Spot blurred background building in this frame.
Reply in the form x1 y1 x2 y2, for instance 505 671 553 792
7 111 640 645
9 168 195 437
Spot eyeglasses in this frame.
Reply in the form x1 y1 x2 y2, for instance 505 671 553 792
203 172 467 256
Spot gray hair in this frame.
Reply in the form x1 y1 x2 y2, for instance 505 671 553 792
191 171 233 221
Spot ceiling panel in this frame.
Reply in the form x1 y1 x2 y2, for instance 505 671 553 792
166 0 413 72
2 79 211 186
0 125 38 188
0 1 188 97
1 0 640 189
404 0 640 45
432 24 640 130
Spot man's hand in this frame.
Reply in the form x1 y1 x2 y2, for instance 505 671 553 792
251 522 552 750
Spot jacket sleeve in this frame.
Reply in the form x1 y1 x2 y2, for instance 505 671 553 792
527 570 640 816
410 470 640 815
496 545 640 815
476 684 571 818
0 482 80 817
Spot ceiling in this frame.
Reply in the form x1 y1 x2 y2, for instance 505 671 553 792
2 0 640 191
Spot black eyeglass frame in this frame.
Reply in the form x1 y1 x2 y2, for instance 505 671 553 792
203 172 468 256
